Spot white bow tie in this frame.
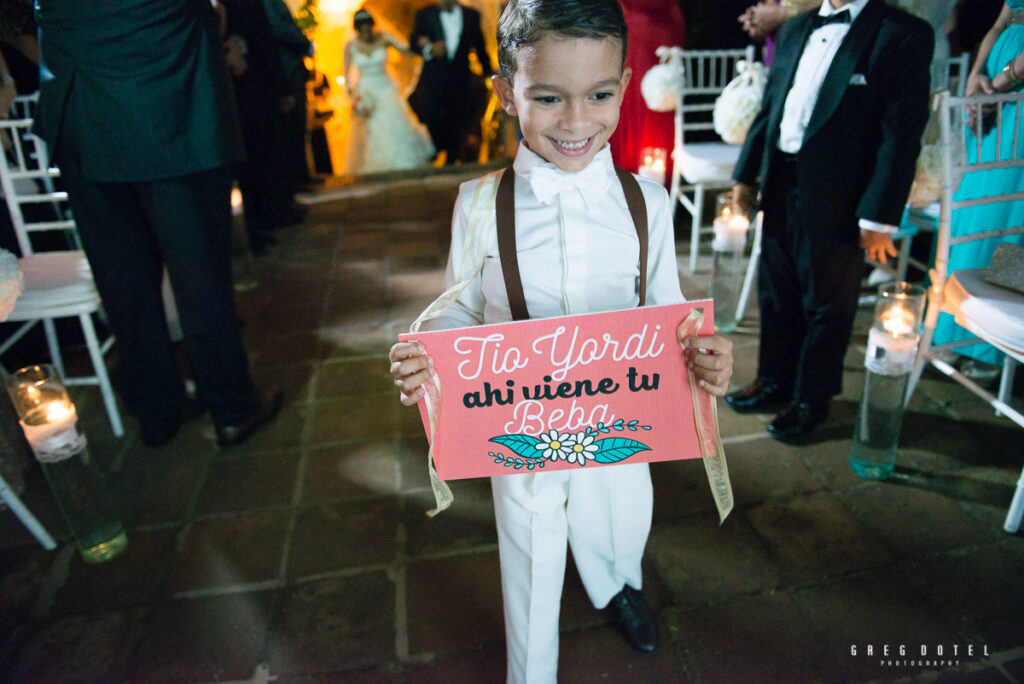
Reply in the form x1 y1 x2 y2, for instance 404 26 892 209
527 163 611 205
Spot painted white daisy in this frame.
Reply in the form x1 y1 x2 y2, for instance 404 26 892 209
565 431 599 466
534 429 571 461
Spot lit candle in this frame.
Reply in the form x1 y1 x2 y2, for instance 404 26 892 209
712 210 750 253
727 214 750 231
19 400 86 462
230 187 244 213
866 286 925 376
638 147 667 186
880 304 915 338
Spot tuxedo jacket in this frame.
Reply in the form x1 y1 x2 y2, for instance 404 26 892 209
734 0 933 244
408 3 492 121
260 0 313 90
34 0 244 183
223 0 291 103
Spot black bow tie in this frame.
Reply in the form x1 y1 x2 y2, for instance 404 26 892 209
813 10 852 28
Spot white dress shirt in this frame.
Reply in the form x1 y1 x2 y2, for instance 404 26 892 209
438 4 463 60
433 145 685 330
778 0 895 233
778 0 868 153
420 4 462 61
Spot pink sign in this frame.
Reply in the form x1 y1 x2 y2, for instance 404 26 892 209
400 300 716 480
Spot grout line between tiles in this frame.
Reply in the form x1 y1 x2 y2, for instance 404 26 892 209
721 431 773 445
393 522 410 660
392 429 411 661
173 579 285 599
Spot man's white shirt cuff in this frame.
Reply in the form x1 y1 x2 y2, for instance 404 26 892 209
858 218 898 234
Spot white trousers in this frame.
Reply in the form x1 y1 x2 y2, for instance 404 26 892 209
491 462 653 684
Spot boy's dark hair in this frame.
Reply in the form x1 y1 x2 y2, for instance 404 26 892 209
497 0 628 79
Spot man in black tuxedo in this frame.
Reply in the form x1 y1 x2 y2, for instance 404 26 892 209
34 0 281 447
726 0 932 440
260 0 316 198
409 0 493 164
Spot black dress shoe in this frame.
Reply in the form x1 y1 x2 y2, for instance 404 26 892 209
215 389 283 448
608 585 658 653
140 399 204 447
766 401 830 442
724 379 791 413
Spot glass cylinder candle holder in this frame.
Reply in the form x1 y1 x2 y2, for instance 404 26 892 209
709 192 751 333
865 281 927 376
850 282 926 480
6 365 127 563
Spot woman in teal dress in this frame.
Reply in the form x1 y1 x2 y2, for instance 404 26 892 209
934 0 1024 371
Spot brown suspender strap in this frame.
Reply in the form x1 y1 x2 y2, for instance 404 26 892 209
496 167 529 320
615 167 648 308
495 165 649 322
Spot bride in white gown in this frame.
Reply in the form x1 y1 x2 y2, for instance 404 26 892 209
343 9 435 174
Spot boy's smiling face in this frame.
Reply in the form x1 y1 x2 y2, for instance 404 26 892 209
492 34 631 173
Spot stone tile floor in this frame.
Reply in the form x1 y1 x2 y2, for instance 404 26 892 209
1 165 1022 683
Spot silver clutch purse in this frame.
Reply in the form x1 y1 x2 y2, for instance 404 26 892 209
982 243 1024 295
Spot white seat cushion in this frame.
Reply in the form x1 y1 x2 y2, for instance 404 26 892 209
676 142 741 184
8 251 99 317
945 268 1024 353
907 203 940 221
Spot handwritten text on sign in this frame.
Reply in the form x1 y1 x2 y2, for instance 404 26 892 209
399 300 714 480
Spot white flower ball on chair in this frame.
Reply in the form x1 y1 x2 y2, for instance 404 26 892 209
641 62 682 112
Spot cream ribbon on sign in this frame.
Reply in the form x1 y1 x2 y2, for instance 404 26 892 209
409 170 502 516
679 308 734 522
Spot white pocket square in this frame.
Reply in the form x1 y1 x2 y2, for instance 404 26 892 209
849 74 867 85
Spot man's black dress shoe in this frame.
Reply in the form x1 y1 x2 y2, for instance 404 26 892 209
140 399 203 448
215 389 283 448
608 585 658 653
766 401 830 442
724 379 790 413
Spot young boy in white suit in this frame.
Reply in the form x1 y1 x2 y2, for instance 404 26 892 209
389 1 734 681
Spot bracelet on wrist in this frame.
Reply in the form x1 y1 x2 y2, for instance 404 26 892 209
1001 61 1021 86
0 74 15 88
780 0 799 18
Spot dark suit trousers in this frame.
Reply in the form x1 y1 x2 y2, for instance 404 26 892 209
55 156 262 427
426 102 461 162
425 100 463 162
233 81 291 236
757 151 864 404
419 66 474 162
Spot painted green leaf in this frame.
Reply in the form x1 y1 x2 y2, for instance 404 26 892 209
490 434 544 459
594 437 651 464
